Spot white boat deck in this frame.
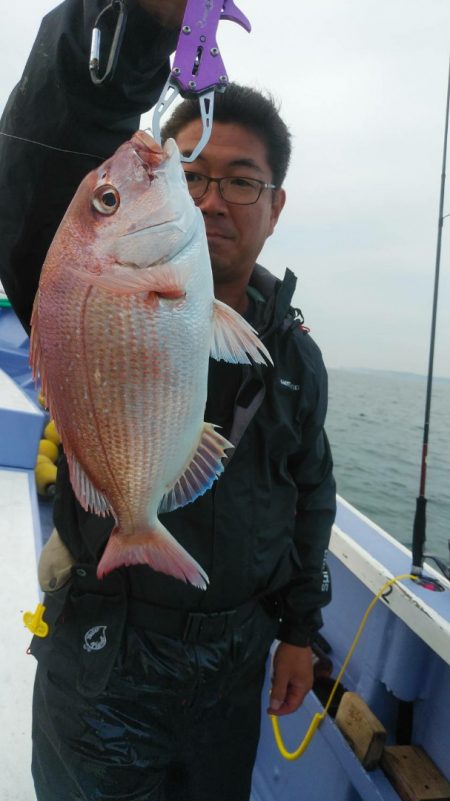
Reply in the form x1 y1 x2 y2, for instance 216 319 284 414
0 468 41 800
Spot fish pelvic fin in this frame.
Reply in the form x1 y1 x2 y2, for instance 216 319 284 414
97 523 209 590
159 423 233 514
29 294 41 384
211 299 273 366
29 293 49 396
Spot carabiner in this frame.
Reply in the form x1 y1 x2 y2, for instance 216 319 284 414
89 0 129 86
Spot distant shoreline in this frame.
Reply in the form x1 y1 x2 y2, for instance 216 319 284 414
328 367 450 383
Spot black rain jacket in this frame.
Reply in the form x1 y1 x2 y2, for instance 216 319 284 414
0 0 336 647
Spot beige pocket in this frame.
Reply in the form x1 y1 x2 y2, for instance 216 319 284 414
38 529 76 592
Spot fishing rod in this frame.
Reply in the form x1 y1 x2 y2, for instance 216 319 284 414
411 56 450 587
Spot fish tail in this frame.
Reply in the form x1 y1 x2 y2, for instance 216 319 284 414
97 523 209 590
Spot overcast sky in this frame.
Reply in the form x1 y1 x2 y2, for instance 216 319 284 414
1 1 449 376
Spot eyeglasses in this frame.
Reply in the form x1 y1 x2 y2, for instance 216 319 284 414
183 172 276 205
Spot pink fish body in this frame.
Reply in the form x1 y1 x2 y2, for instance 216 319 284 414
31 132 271 588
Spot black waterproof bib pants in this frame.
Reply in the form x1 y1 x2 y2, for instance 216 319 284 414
30 571 278 801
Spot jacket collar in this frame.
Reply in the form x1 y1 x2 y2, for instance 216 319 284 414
249 264 297 337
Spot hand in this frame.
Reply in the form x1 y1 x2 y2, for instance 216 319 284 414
267 643 313 716
137 0 187 28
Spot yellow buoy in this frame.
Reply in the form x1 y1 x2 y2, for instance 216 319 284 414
35 460 57 497
38 438 59 463
44 420 61 447
36 454 53 465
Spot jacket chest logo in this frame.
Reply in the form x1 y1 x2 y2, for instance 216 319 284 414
279 378 300 391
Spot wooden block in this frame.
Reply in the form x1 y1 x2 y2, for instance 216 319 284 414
335 691 386 770
381 746 450 801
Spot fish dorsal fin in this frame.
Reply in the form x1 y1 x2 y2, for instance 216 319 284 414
159 423 233 514
210 299 273 366
66 449 113 517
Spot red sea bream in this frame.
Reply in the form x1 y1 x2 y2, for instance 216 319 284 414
30 131 271 588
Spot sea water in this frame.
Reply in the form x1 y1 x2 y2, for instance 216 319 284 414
326 368 450 564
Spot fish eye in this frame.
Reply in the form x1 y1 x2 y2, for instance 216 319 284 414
92 185 120 215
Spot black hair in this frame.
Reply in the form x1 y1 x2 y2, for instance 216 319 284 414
161 83 292 187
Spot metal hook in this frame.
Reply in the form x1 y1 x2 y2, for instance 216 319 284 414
89 0 129 86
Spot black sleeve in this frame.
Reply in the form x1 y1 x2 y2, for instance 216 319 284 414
278 347 337 647
0 0 178 331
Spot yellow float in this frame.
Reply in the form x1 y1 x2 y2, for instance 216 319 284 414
38 438 59 463
35 421 60 497
44 419 61 447
35 460 58 498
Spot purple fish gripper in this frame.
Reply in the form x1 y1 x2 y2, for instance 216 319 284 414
152 0 251 163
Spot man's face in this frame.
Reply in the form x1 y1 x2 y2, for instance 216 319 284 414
175 121 286 290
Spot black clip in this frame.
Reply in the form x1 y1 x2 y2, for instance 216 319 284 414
89 0 129 86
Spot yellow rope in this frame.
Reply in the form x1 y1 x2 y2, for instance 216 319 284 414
271 573 418 760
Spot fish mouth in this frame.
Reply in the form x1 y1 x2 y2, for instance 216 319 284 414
121 218 179 239
120 220 198 268
131 131 165 167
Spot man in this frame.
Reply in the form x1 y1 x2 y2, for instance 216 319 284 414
0 1 336 799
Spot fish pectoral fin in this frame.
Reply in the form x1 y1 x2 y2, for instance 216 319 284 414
159 423 233 514
211 299 273 366
97 523 209 589
66 450 113 517
67 264 185 297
